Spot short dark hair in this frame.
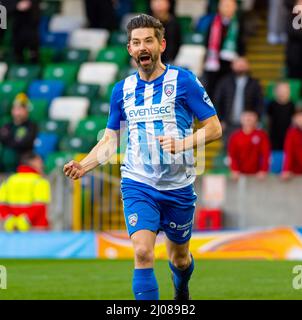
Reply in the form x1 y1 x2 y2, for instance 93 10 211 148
20 151 40 166
127 14 165 43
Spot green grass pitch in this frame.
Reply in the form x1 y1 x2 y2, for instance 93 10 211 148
0 259 302 300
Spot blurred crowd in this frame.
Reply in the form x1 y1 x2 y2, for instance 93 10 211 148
0 0 302 230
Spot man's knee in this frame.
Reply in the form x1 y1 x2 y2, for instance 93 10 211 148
134 245 154 266
170 252 191 270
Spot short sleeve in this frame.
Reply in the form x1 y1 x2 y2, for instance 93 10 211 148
106 82 124 130
185 73 217 121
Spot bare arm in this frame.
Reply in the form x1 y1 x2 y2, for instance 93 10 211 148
63 128 119 180
157 115 222 153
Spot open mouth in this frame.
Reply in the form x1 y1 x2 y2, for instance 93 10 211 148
139 54 152 65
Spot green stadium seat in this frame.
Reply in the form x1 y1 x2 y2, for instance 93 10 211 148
74 116 108 140
39 47 57 65
66 83 100 100
133 0 148 12
7 65 41 82
61 49 90 64
40 0 61 16
43 63 79 86
183 33 205 45
28 99 49 123
0 115 11 128
0 81 28 116
96 46 129 68
109 31 128 46
266 79 302 103
177 16 193 34
102 83 115 103
39 119 69 138
59 135 96 153
44 151 75 174
89 99 109 116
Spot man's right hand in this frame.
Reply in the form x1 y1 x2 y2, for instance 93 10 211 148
63 160 85 180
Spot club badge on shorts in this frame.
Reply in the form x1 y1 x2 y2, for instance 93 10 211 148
164 84 174 97
128 213 138 227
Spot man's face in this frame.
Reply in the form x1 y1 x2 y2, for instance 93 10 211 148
275 83 290 104
218 0 237 19
11 105 28 125
151 0 170 17
293 112 302 129
232 58 250 75
127 28 166 74
240 111 258 129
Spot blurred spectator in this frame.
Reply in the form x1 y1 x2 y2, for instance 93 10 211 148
213 57 263 139
0 152 50 231
267 0 287 44
282 109 302 179
84 0 118 30
149 0 181 63
284 0 302 78
148 0 176 14
0 93 37 173
198 0 245 97
1 0 40 63
228 111 271 180
267 81 296 151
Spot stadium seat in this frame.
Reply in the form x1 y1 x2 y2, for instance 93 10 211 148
175 0 207 20
7 65 41 82
39 47 58 65
0 115 11 128
183 32 205 45
39 119 70 138
34 132 59 159
89 99 110 116
174 44 206 78
109 31 128 46
78 62 118 88
74 116 108 140
177 16 193 34
28 80 65 103
270 151 284 174
69 28 110 59
40 0 61 17
0 80 28 116
49 97 90 131
49 14 85 33
40 32 69 50
102 83 115 103
44 151 75 174
66 83 100 101
59 135 96 153
96 46 129 68
60 48 90 64
43 63 79 86
28 99 49 123
0 62 8 81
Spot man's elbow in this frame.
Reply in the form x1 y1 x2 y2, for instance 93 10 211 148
212 122 223 140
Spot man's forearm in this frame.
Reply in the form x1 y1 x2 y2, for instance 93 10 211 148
80 133 118 174
183 119 222 151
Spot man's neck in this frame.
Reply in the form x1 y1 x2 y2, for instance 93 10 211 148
242 127 255 134
138 62 166 82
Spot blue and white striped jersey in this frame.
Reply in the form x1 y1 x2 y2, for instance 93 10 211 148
107 65 217 190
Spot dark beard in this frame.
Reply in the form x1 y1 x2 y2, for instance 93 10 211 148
136 52 159 74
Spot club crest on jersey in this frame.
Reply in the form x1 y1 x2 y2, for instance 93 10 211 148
128 213 138 227
164 84 174 97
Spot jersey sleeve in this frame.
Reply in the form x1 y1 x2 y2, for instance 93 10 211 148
106 82 124 130
185 73 217 121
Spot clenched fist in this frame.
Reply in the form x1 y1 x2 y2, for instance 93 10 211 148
63 160 85 180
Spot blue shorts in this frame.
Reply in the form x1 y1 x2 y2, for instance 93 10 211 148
121 178 197 244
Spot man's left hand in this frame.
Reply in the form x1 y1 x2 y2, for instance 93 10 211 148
156 136 184 154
